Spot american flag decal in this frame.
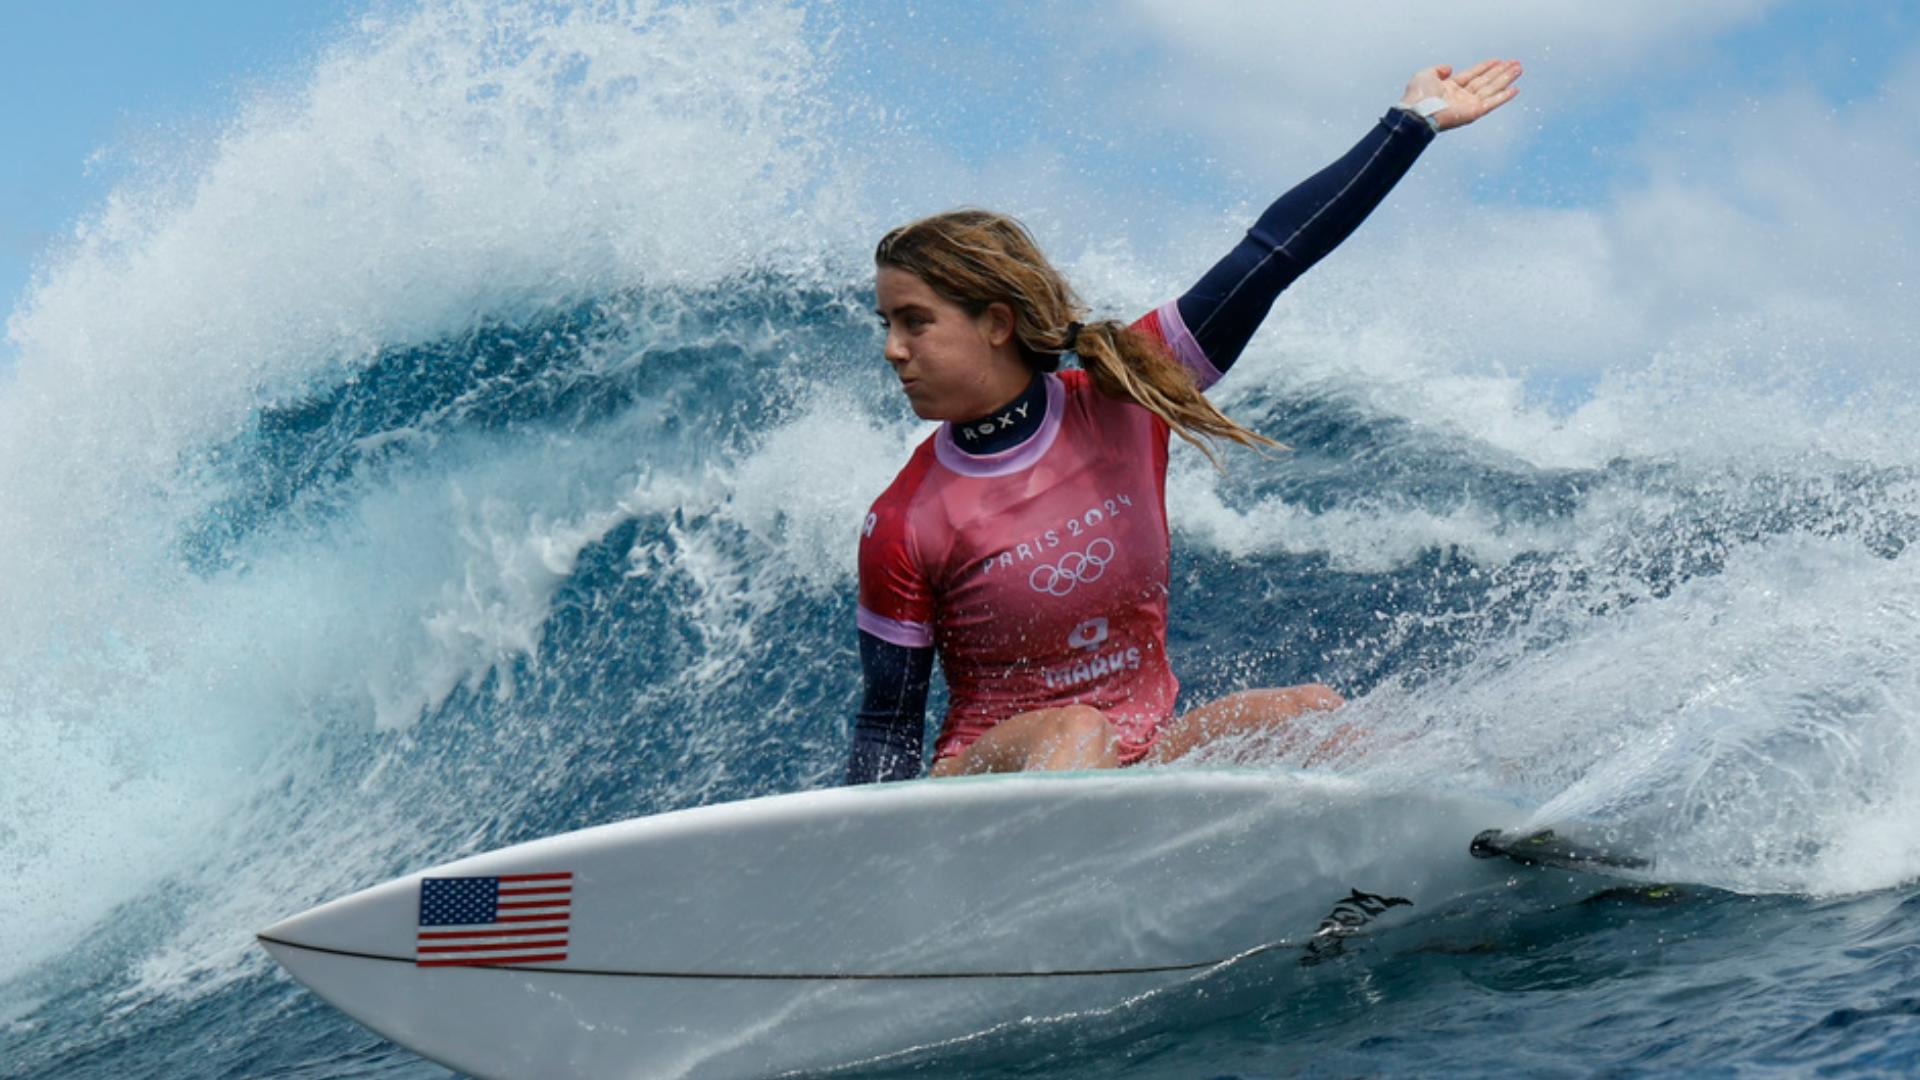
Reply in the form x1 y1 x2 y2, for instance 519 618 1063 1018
415 873 573 967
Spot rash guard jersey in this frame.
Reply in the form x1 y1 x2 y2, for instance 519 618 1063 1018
858 306 1222 761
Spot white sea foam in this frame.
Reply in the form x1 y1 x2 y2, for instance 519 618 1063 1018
724 389 931 585
1167 478 1572 573
0 0 844 984
1336 533 1920 896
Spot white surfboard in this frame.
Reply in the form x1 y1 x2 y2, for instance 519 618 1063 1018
259 769 1613 1079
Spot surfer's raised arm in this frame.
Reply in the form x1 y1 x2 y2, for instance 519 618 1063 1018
1161 59 1523 389
845 61 1522 786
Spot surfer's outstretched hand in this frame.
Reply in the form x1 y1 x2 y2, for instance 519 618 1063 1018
1401 59 1522 132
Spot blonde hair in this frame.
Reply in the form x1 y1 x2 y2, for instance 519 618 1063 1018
874 209 1279 467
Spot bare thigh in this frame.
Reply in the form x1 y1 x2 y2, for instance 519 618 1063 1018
929 705 1123 777
1144 683 1348 765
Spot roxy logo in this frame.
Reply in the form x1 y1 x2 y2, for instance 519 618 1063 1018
1028 538 1115 597
863 512 878 538
958 401 1031 443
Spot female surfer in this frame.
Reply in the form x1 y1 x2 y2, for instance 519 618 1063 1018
848 60 1523 784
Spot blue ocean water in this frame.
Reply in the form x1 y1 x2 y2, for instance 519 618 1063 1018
4 2 1919 1077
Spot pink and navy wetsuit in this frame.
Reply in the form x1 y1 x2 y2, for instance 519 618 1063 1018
846 108 1436 784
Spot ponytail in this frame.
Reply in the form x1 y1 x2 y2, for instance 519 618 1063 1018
1067 319 1279 469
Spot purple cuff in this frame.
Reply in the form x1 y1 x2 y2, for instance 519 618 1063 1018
1157 299 1224 390
857 605 934 649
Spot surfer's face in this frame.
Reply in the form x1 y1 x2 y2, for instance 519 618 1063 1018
875 267 1029 421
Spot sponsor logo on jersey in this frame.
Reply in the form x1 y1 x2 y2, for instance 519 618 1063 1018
1041 644 1142 691
1044 616 1135 690
957 400 1032 443
1067 617 1109 651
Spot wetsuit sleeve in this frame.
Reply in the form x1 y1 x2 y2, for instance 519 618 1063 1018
1167 107 1436 384
847 483 936 784
844 631 933 785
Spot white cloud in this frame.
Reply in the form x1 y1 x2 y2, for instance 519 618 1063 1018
1048 7 1920 401
1102 0 1792 168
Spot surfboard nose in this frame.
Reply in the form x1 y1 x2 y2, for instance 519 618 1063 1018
257 875 421 960
257 909 306 944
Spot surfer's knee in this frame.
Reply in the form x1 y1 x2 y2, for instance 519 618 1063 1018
1033 706 1121 770
1051 705 1115 742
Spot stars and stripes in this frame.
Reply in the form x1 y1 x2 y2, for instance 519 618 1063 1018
414 873 572 967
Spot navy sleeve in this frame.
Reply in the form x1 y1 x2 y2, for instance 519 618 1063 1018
1178 108 1436 374
844 630 933 785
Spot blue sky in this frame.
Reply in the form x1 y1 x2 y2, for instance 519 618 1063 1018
1 3 357 325
5 1 1918 378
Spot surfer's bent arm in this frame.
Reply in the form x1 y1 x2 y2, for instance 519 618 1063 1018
1172 107 1434 380
845 633 932 784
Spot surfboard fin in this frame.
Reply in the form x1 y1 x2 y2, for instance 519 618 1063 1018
1469 827 1652 875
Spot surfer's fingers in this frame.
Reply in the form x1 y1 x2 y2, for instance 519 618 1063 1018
1487 61 1524 93
1451 59 1499 88
1466 60 1520 95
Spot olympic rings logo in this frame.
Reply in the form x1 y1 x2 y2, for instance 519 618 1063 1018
1028 538 1116 597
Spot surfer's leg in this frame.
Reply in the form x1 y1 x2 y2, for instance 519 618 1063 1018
928 705 1123 776
1145 684 1349 765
